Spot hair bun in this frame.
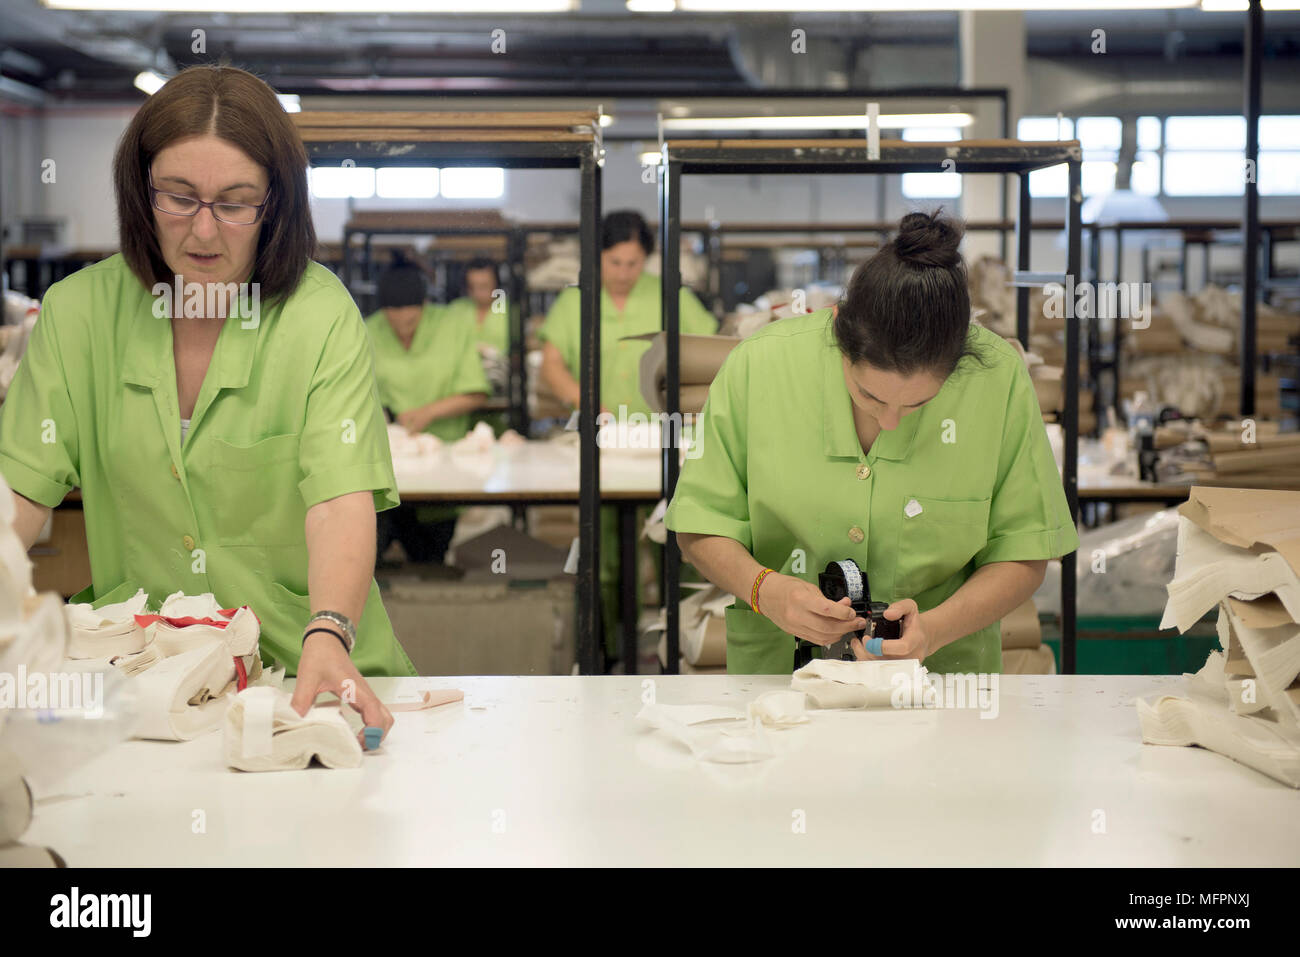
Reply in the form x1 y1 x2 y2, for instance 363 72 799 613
893 210 964 268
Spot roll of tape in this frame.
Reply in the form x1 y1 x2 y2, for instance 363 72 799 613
833 559 864 602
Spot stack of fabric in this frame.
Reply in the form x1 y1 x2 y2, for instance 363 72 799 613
1139 486 1300 787
63 590 266 741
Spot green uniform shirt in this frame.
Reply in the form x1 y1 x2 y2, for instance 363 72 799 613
442 296 510 357
364 303 490 444
537 272 717 415
0 254 415 677
665 310 1079 676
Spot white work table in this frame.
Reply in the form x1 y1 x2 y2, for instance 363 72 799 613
23 674 1300 866
393 440 663 502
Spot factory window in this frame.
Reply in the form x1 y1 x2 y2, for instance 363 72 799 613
1018 115 1117 198
376 167 439 199
1161 115 1300 196
440 167 506 200
899 127 962 199
309 165 376 199
309 166 506 200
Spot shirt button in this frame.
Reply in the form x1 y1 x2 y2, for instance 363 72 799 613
856 464 872 480
170 463 180 479
848 526 865 544
182 535 196 551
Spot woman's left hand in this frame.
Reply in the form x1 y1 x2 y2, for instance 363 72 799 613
290 632 395 748
850 599 929 662
396 406 432 434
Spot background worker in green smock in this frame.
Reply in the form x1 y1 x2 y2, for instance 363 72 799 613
0 65 412 744
538 210 717 665
442 256 509 358
365 260 490 564
667 211 1079 675
442 257 509 434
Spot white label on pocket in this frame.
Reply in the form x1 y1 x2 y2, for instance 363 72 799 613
904 498 923 518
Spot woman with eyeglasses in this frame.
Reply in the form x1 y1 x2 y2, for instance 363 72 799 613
0 65 414 743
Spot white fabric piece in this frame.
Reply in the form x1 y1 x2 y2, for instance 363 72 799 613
791 658 935 710
156 591 222 619
0 593 68 680
1160 518 1300 632
1137 653 1300 788
748 690 809 727
224 687 362 771
451 420 497 455
635 703 774 764
145 604 259 659
65 591 147 628
64 588 150 659
386 422 443 460
128 613 259 742
1221 601 1300 728
0 742 32 845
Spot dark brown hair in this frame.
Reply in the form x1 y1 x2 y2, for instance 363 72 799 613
834 209 985 379
602 210 654 255
112 64 315 304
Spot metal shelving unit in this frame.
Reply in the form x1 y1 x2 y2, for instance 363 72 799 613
658 137 1085 674
292 110 606 674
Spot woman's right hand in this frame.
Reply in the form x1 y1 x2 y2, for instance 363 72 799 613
761 573 866 646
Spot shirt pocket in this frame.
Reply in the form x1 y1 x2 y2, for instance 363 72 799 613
198 433 303 547
895 496 991 599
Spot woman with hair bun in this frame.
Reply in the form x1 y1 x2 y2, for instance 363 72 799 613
667 210 1078 675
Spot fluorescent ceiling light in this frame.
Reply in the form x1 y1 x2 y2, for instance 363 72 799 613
1201 0 1300 9
662 113 974 131
133 70 165 96
670 0 1196 8
47 0 575 10
627 0 676 8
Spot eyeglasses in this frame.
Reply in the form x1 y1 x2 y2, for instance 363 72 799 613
148 173 271 226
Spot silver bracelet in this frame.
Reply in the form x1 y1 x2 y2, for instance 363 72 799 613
304 610 356 654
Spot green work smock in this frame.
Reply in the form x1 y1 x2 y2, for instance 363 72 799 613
0 255 416 677
665 310 1079 676
538 271 717 657
536 271 716 415
441 296 510 357
363 303 490 444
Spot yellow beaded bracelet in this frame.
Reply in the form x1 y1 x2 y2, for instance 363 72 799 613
751 567 775 615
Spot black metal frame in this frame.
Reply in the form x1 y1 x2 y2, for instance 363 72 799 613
301 136 604 675
658 140 1084 675
335 219 538 435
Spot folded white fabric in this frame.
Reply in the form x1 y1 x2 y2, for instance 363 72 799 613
1160 519 1300 632
386 423 442 460
791 658 934 710
64 589 149 660
224 687 362 771
1137 650 1300 788
128 607 262 741
143 598 259 659
450 420 498 455
748 690 809 727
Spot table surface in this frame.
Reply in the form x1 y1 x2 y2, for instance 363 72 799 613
23 674 1300 866
393 440 664 501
